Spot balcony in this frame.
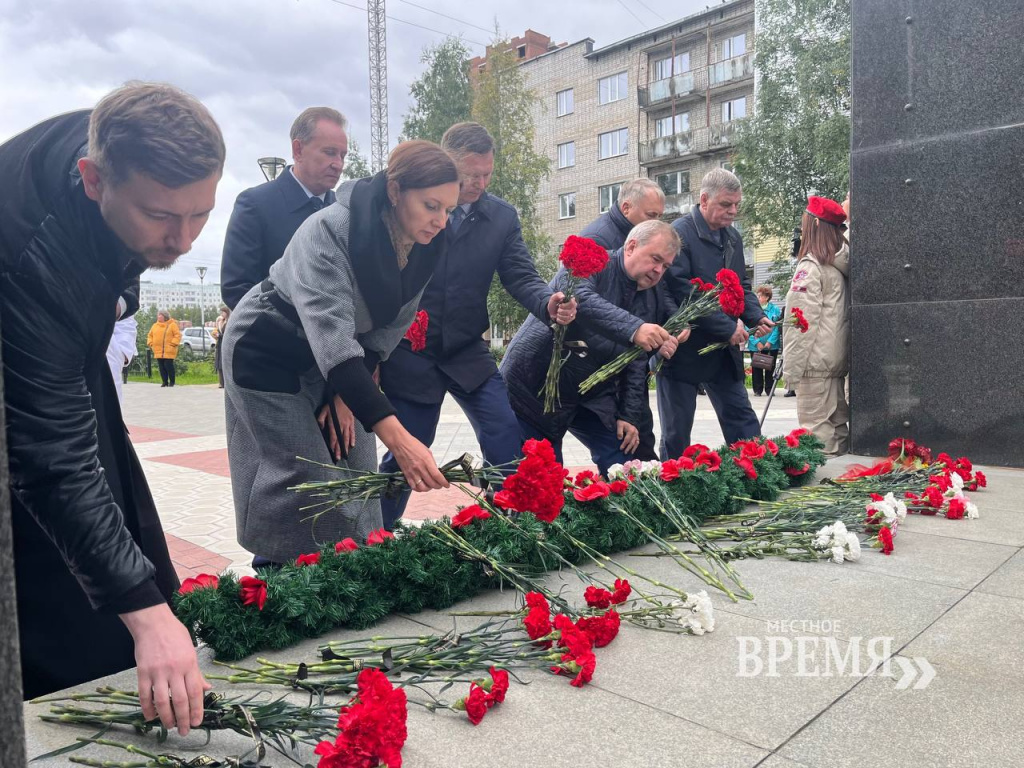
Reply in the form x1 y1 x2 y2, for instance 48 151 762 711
638 68 707 109
709 53 754 88
663 192 694 215
639 131 693 165
709 121 740 149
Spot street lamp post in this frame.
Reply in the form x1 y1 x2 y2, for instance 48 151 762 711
196 266 208 355
258 157 287 182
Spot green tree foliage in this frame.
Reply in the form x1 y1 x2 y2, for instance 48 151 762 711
341 139 372 180
733 0 851 292
402 37 474 144
472 41 553 338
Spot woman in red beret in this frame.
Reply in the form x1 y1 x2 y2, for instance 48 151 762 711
781 196 850 455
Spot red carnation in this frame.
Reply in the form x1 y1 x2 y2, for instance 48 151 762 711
178 572 219 595
764 439 779 456
335 538 359 553
946 497 966 520
239 576 267 611
560 235 609 279
460 683 492 725
715 268 746 317
296 552 320 567
609 479 629 494
790 307 809 333
315 668 407 768
403 309 429 352
611 578 631 604
784 463 810 476
493 439 567 522
367 528 395 546
785 434 801 448
524 607 553 642
689 277 716 292
584 586 613 609
877 527 894 555
694 450 721 471
930 473 952 493
576 610 621 648
451 504 491 528
525 591 550 611
488 667 510 704
923 485 945 510
573 482 611 502
683 443 711 459
574 469 598 486
660 459 681 482
974 471 987 489
734 456 758 480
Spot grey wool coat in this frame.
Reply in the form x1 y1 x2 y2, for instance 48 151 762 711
222 173 445 563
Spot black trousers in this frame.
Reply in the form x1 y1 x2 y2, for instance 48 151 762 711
157 357 175 386
750 350 779 395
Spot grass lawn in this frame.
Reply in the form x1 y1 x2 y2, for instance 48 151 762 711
128 359 220 386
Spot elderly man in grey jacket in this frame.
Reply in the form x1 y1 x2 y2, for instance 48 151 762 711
500 220 689 475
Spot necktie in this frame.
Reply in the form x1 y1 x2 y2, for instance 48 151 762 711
309 196 324 212
449 206 465 234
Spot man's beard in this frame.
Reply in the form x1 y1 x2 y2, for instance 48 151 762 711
135 248 186 271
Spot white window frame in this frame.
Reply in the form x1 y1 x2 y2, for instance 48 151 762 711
719 33 747 61
557 141 575 169
653 52 690 81
598 128 629 160
598 182 624 214
559 192 577 219
655 113 689 138
598 71 628 105
556 88 574 117
721 96 747 122
656 170 690 197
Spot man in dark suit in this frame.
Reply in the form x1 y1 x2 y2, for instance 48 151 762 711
378 122 576 529
220 107 348 309
657 168 774 459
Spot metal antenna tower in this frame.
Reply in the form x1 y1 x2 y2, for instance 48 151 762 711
367 0 389 173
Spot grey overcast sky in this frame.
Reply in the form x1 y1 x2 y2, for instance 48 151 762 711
0 0 709 283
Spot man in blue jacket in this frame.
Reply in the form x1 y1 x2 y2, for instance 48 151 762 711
220 107 348 309
501 221 686 475
378 122 575 528
657 168 773 459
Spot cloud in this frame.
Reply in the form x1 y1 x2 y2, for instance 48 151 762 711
1 0 707 284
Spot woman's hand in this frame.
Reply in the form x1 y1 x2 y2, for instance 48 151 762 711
374 416 449 492
317 395 356 460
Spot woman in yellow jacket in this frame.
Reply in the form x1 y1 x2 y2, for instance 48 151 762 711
147 311 181 387
781 197 850 456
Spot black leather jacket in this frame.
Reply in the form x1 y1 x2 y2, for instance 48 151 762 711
0 111 163 613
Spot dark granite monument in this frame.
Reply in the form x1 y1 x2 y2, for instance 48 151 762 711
0 319 27 767
850 0 1024 466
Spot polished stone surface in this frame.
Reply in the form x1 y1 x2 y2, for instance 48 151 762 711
849 300 1024 465
853 0 1024 149
0 335 27 768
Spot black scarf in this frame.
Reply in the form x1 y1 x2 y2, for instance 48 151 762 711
346 171 446 328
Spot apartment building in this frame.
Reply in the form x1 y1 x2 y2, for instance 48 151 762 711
518 0 755 261
139 281 222 312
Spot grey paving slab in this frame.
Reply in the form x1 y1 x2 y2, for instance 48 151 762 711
898 504 1024 547
755 757 817 768
778 592 1024 768
976 548 1024 601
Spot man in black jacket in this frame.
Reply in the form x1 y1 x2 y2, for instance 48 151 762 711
578 177 665 250
579 177 666 461
0 83 224 732
220 107 348 309
501 221 686 475
378 123 575 528
657 169 773 458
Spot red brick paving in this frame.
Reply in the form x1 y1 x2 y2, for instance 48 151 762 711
126 425 196 443
165 533 231 582
149 448 231 477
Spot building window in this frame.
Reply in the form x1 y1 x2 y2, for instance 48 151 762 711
557 141 575 169
655 113 690 137
598 72 628 105
598 128 629 160
722 97 747 122
559 192 577 219
517 45 526 59
656 170 690 197
598 183 623 213
556 88 574 117
653 52 690 81
718 33 747 60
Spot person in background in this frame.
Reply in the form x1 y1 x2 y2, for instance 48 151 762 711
106 276 141 405
213 306 230 389
781 196 850 456
220 107 348 309
578 178 665 250
147 311 181 387
748 284 782 396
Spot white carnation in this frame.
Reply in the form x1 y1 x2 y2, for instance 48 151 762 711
830 545 845 564
606 464 626 480
680 590 715 635
950 472 965 491
844 532 862 561
966 501 980 519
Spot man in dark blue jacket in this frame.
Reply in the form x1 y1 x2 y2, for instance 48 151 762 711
579 177 666 461
379 123 575 528
657 169 774 459
578 178 666 250
501 221 686 475
220 107 348 309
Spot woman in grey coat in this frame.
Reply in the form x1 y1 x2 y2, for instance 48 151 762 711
222 140 460 565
